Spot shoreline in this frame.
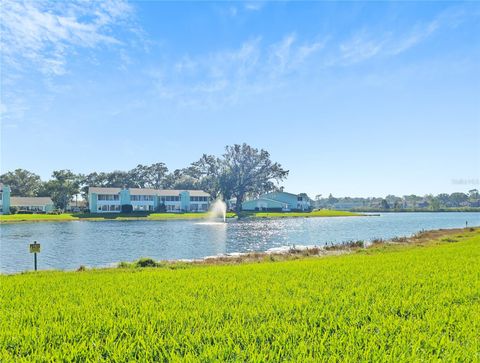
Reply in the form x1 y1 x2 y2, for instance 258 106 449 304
3 226 477 275
0 210 364 224
112 226 478 269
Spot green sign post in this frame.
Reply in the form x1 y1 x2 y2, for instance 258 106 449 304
29 241 41 271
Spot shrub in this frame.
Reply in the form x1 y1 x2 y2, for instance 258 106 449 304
17 210 34 214
155 203 166 213
135 258 158 268
121 204 133 213
77 265 87 272
9 206 18 214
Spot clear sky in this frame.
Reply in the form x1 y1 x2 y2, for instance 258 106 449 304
1 1 479 198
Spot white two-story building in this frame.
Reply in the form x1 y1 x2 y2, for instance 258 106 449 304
88 187 211 213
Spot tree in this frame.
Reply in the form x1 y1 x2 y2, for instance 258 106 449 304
0 169 43 196
106 170 132 188
380 199 390 210
145 163 169 189
327 194 338 206
449 192 468 207
163 169 197 190
184 155 222 199
40 170 80 210
78 172 110 201
468 189 479 199
128 164 149 188
436 193 451 207
219 143 289 213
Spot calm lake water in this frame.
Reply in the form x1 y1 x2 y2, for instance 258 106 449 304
1 212 479 273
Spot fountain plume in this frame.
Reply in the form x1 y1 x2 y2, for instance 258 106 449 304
208 199 227 222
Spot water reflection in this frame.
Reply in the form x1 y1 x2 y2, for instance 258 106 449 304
1 212 479 273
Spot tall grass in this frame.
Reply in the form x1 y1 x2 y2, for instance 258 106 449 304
1 231 479 361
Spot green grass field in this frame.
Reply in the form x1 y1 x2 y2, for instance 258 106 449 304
1 229 479 361
246 209 362 218
0 212 234 223
0 209 360 223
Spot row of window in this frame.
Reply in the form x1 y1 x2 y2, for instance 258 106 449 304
131 195 154 201
160 196 180 202
190 196 209 202
133 205 154 211
97 194 209 203
98 205 121 211
190 204 208 211
98 194 119 201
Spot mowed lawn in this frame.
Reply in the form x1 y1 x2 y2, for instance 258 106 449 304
0 209 359 223
248 209 362 218
1 230 479 361
0 212 232 223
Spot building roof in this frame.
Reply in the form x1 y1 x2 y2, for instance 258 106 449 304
88 187 121 194
156 189 210 197
88 187 210 197
263 191 299 198
129 188 161 196
11 197 54 206
243 197 286 207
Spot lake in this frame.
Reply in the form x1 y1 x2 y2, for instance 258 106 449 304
1 212 479 273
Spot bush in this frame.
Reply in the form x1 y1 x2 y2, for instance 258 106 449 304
48 210 62 215
9 206 18 214
17 210 34 214
155 203 166 213
121 204 133 213
135 258 158 268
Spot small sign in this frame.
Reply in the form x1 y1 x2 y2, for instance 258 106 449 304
29 242 41 253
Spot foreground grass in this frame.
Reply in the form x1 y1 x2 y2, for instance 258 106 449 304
1 229 479 361
0 209 360 223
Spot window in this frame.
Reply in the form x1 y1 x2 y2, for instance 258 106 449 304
297 196 303 201
98 194 119 201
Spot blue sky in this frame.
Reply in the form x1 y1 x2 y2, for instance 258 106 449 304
1 1 479 197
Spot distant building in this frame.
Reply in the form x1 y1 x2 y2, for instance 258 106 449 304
66 199 87 212
0 184 11 214
242 191 311 212
88 187 211 213
10 197 55 213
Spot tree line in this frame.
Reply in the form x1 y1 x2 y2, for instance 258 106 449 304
315 190 480 211
0 143 289 213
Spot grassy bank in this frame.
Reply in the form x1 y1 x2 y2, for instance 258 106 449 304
0 209 361 223
243 209 363 218
0 212 235 223
1 228 479 361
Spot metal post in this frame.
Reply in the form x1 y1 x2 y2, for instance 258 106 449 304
34 252 37 271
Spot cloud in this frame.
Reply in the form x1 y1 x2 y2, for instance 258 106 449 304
336 5 476 66
245 2 264 12
148 35 326 108
0 0 137 76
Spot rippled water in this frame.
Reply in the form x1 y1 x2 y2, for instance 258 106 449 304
1 212 479 273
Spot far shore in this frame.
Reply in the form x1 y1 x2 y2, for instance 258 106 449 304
0 210 364 224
